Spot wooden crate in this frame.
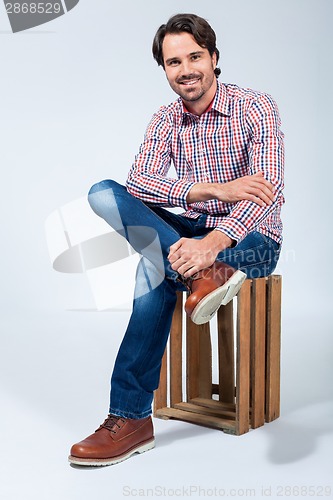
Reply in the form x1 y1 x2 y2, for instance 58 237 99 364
153 275 282 435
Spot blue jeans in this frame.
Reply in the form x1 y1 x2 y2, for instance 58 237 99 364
88 180 281 418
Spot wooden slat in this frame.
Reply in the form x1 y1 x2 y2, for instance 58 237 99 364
186 313 200 401
236 279 251 435
250 278 266 429
218 301 235 404
190 397 236 412
198 322 212 398
154 407 236 432
186 312 212 401
153 344 168 414
170 292 183 406
174 401 235 420
265 275 282 422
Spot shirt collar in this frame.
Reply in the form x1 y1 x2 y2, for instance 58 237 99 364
211 81 230 116
179 80 230 117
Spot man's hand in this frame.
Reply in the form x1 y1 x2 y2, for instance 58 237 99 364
168 230 232 278
214 172 275 206
187 172 275 207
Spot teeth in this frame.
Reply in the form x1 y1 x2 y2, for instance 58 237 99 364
182 79 199 85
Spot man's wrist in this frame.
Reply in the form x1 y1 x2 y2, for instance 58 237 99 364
205 229 234 253
186 182 217 203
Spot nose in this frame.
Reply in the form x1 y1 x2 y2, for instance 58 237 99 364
180 60 193 76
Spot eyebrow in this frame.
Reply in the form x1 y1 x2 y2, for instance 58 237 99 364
165 51 205 65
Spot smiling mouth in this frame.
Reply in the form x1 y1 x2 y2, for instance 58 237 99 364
179 78 200 86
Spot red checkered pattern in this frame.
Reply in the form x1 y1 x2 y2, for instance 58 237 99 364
126 82 284 244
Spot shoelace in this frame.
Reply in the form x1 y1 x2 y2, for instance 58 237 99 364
97 414 126 433
176 275 194 292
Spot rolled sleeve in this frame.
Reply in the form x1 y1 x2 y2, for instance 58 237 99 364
168 179 196 209
214 217 249 244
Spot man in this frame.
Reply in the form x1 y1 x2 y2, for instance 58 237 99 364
69 13 284 466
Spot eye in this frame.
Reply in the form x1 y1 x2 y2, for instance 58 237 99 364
191 54 201 61
168 59 180 67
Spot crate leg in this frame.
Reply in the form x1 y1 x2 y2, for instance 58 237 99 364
236 280 251 435
265 275 282 422
251 278 266 428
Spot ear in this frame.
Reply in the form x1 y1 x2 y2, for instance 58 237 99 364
212 51 217 69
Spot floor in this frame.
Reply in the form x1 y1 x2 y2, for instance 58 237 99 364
1 309 332 500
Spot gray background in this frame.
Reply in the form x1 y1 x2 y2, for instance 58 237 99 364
1 0 332 499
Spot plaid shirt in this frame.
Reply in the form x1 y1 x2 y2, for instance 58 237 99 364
126 81 284 245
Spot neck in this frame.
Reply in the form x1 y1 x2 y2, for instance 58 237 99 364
182 78 217 116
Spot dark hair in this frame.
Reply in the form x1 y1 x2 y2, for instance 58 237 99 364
152 13 221 78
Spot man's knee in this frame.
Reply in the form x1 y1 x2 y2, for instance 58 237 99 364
88 179 122 197
87 179 125 214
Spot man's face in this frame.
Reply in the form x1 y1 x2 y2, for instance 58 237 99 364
162 32 217 105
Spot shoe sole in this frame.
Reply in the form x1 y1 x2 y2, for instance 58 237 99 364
190 270 247 325
68 438 155 467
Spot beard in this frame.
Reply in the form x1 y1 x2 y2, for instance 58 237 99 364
168 66 216 103
177 84 206 102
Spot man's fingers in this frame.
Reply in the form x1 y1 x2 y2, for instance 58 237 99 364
182 264 199 278
252 173 275 193
252 185 275 203
175 258 201 277
168 239 183 260
246 177 275 205
247 194 269 207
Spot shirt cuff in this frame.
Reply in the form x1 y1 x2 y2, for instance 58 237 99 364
168 180 196 209
215 217 249 245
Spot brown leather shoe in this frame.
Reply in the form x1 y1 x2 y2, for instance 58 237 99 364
184 262 246 325
68 414 155 466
